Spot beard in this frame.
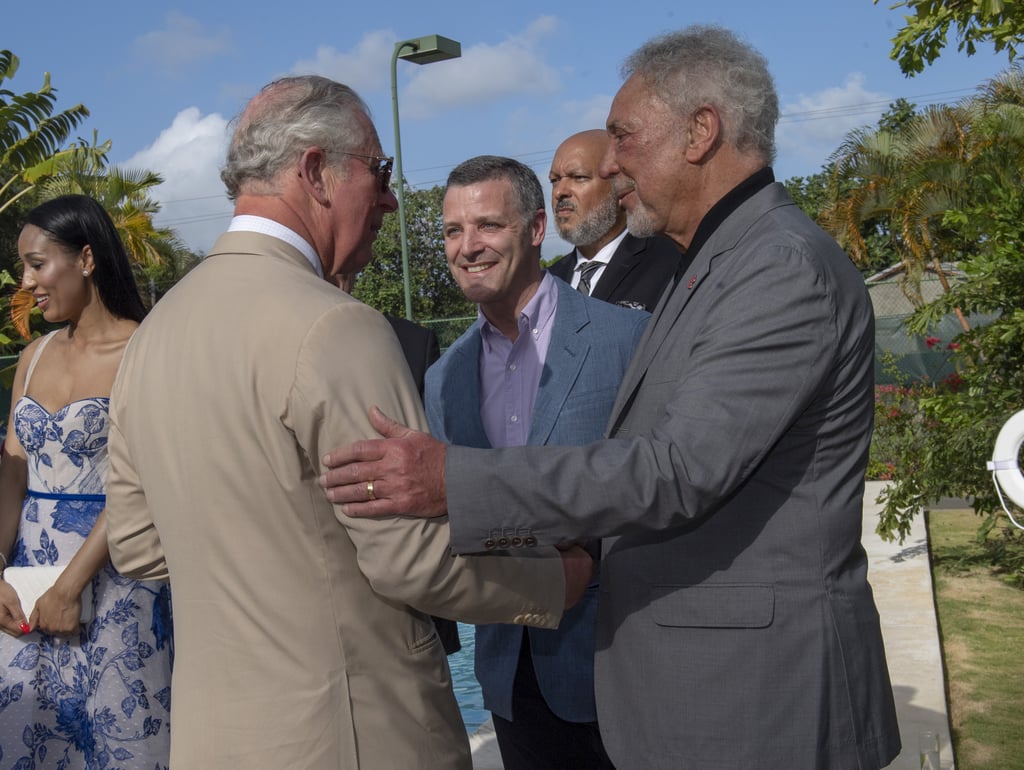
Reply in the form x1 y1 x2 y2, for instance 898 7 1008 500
556 194 621 246
624 201 658 238
610 176 658 238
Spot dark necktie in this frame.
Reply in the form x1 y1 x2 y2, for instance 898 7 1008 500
576 260 602 296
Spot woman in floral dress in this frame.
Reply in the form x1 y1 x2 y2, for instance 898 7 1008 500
0 196 172 769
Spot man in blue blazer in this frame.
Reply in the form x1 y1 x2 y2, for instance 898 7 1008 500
426 155 648 769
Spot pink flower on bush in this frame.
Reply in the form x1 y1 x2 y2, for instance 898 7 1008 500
925 336 941 348
942 372 963 391
946 342 960 350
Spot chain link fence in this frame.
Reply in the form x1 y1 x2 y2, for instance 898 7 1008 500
421 316 476 352
869 274 997 385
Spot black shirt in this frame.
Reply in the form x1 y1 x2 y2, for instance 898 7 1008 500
675 166 776 284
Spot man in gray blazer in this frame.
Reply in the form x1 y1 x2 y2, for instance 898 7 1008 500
430 155 647 769
547 129 681 312
321 26 902 770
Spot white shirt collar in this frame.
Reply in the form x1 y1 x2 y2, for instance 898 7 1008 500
575 228 628 269
228 215 324 278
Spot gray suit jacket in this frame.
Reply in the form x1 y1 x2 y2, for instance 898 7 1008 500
426 279 648 723
443 184 902 769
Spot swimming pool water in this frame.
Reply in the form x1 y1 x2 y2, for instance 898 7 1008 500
447 623 487 733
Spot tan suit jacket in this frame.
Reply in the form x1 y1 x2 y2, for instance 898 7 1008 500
105 232 564 770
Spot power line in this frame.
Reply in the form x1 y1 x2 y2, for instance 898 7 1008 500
150 86 986 209
155 193 229 206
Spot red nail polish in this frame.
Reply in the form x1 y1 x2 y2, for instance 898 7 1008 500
19 622 30 634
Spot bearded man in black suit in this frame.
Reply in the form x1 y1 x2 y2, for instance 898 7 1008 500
547 129 682 311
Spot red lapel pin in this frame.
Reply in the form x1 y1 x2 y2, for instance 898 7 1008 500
686 275 697 290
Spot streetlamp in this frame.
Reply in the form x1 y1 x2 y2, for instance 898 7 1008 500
390 34 462 320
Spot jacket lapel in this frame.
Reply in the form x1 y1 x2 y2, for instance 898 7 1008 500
591 235 643 301
529 283 590 446
438 328 492 447
608 183 792 427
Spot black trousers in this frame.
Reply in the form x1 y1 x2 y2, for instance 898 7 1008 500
491 633 615 770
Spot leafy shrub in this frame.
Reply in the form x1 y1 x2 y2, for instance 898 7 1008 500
869 188 1024 587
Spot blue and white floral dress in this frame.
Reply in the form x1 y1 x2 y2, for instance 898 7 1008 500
0 331 172 770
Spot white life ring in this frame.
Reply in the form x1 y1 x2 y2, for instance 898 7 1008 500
989 410 1024 510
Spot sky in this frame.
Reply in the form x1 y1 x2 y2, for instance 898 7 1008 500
5 1 1014 259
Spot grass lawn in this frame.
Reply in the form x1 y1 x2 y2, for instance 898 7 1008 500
927 508 1024 769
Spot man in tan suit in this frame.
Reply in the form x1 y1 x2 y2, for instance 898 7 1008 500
104 76 591 769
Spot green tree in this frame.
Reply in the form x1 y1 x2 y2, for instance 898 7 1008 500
784 170 831 220
784 169 895 276
0 160 35 272
0 50 105 216
867 72 1024 581
787 102 916 278
354 184 472 321
35 148 187 269
135 246 203 307
875 182 1024 584
819 89 1022 318
880 0 1024 75
877 97 919 133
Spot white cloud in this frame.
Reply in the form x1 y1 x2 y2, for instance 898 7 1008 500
401 18 562 119
517 15 560 44
280 20 562 121
775 73 892 178
289 29 395 93
133 12 230 76
123 108 232 254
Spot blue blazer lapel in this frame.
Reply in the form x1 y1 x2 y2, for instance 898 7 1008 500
432 327 492 448
529 282 590 446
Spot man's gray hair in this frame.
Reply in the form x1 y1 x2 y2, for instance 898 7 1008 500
446 155 545 225
221 76 371 200
623 25 779 165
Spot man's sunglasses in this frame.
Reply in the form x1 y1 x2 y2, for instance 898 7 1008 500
341 152 394 193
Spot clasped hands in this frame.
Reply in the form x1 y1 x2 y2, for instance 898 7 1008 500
320 406 593 609
0 577 83 637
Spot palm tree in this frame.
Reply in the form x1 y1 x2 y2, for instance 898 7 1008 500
37 149 175 269
0 49 105 216
821 69 1024 331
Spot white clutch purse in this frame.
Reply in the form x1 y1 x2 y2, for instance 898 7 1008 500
3 566 94 624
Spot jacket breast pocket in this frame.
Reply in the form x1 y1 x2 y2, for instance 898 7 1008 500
650 583 775 628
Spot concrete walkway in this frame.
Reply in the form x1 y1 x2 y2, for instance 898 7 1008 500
862 480 954 769
470 480 954 768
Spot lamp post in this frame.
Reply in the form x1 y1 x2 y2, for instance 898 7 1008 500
390 34 462 320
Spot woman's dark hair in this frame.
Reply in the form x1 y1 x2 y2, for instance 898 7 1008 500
25 195 146 323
